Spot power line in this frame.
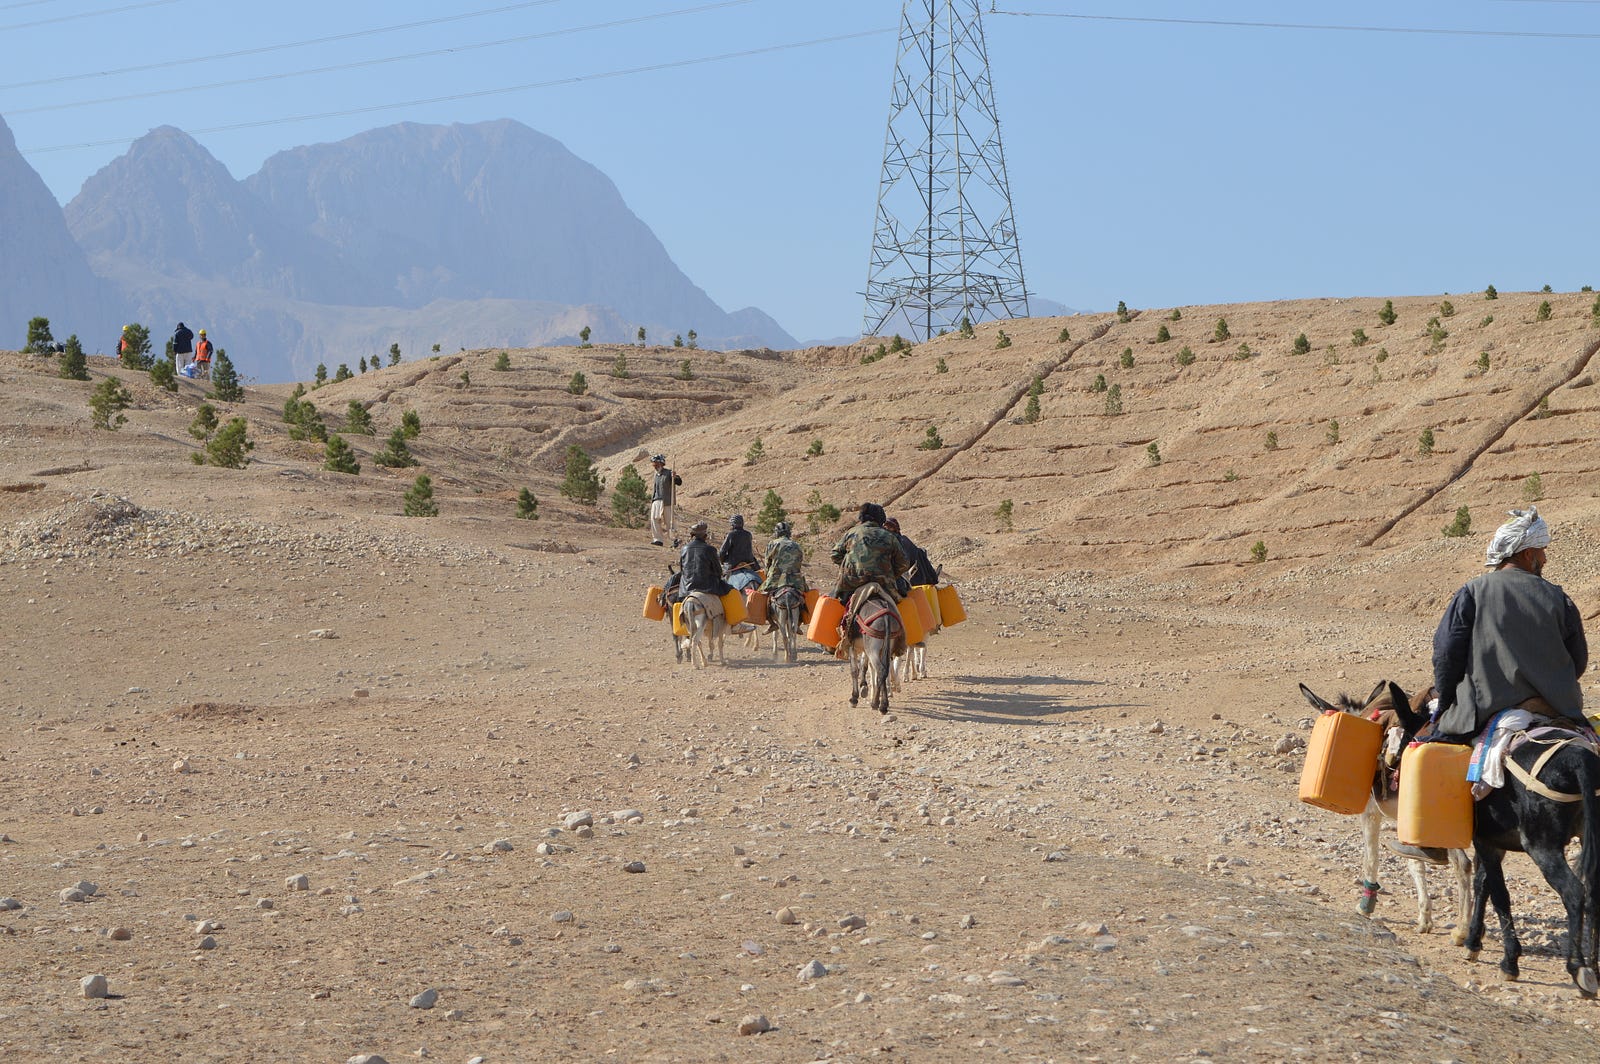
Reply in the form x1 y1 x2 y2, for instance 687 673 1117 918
20 27 893 155
990 8 1600 40
2 0 178 33
0 0 565 93
5 0 760 116
1 0 63 11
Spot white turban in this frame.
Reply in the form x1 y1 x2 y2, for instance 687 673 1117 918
1484 506 1551 568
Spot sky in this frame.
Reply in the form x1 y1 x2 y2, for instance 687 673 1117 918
4 0 1599 344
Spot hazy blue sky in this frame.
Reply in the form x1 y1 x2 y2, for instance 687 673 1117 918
5 1 1597 342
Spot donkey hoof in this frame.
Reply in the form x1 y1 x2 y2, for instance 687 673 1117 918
1451 929 1468 947
1499 969 1519 983
1578 967 1600 996
1466 949 1480 962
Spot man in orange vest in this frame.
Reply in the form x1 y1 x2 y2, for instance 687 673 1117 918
193 329 213 380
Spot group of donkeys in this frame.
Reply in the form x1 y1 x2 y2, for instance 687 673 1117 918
1301 679 1600 996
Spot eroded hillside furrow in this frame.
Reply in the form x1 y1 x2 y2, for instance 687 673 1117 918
1364 336 1600 548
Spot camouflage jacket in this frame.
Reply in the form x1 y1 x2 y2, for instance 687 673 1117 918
760 536 807 594
830 521 908 589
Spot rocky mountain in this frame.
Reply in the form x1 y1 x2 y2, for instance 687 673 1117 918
55 119 796 380
0 115 112 349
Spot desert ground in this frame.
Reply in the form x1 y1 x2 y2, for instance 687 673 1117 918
4 291 1600 1062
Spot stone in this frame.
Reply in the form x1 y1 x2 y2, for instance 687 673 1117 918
80 974 109 998
286 874 309 891
409 988 439 1009
485 839 513 852
108 927 132 940
798 959 828 980
776 907 798 925
0 898 20 911
622 861 646 874
552 910 574 923
346 1056 389 1064
563 810 594 830
959 914 977 929
837 914 866 931
198 935 218 950
738 1013 771 1035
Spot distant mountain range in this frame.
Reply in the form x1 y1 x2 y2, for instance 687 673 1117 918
2 116 796 381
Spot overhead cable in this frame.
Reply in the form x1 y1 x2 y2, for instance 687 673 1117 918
3 0 177 33
991 8 1600 40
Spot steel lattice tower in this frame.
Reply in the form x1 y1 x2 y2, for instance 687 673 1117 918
863 0 1028 342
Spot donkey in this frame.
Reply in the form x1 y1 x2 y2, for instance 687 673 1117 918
1299 680 1474 940
680 591 727 669
844 583 905 714
767 586 804 663
1464 714 1600 995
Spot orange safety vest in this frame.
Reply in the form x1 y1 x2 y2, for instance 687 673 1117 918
195 339 213 363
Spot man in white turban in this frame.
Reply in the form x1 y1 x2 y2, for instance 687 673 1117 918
1432 505 1587 739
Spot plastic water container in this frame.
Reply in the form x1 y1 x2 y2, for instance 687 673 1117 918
643 586 666 622
671 601 687 637
1298 710 1382 815
746 590 769 626
897 596 926 646
803 589 820 621
806 595 845 648
720 588 747 627
936 584 967 627
1398 742 1474 848
906 586 936 637
914 584 942 627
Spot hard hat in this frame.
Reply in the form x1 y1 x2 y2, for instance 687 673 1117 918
199 329 206 336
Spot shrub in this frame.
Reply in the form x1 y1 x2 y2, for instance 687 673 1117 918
1170 308 1182 321
1250 540 1267 563
334 363 353 382
119 323 152 369
919 425 944 450
636 326 647 347
755 489 787 534
1523 473 1544 503
1146 442 1161 466
59 335 88 380
610 464 651 527
579 326 592 348
1418 428 1434 456
1351 328 1369 347
1325 419 1339 446
1484 284 1498 300
1057 327 1070 343
1213 318 1230 342
1154 324 1170 344
404 474 438 517
1428 320 1448 350
1536 300 1553 322
1533 395 1551 419
687 329 698 349
1234 343 1253 360
806 490 842 534
196 417 252 468
323 434 360 475
744 438 765 465
1175 345 1195 366
1480 315 1495 328
401 410 421 439
1265 430 1279 451
889 334 908 353
374 427 418 468
1292 333 1310 355
314 363 327 388
995 330 1011 350
1374 347 1389 363
1120 347 1134 368
1024 393 1040 423
1116 300 1130 323
516 488 539 519
1440 300 1456 318
995 498 1014 531
677 359 693 380
189 403 219 441
1223 469 1239 483
284 392 327 442
935 357 948 373
958 316 975 339
1542 284 1554 294
359 356 368 374
862 344 887 364
89 377 132 430
611 353 630 378
1477 351 1490 373
24 316 54 354
1378 300 1397 326
344 401 375 435
568 371 588 395
1442 505 1472 538
807 438 824 457
389 343 402 367
560 444 603 504
1103 383 1123 416
1090 373 1107 393
208 350 243 402
1592 294 1600 324
149 357 176 392
459 369 470 387
673 334 684 349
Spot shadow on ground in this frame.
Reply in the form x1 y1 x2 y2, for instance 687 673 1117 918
909 674 1130 725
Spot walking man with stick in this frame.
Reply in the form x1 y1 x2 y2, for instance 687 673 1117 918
649 454 682 547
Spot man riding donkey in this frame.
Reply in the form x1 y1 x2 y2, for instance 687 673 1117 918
1398 506 1591 859
829 503 908 653
758 521 809 655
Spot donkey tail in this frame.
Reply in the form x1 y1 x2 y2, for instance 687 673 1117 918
1578 746 1600 993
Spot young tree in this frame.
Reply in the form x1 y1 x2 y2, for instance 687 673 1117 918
560 444 603 504
24 316 54 354
919 425 944 450
744 438 765 465
1442 505 1472 538
1155 324 1170 343
359 356 368 374
1057 327 1071 343
284 390 327 442
611 353 630 378
120 323 153 369
995 329 1011 349
343 401 375 435
493 351 511 371
755 489 787 535
374 427 418 468
333 363 353 382
149 357 177 392
189 403 219 440
404 473 438 517
198 417 253 468
89 377 133 429
673 334 684 348
59 335 88 381
994 498 1014 531
1536 300 1553 322
677 359 693 380
1292 333 1311 355
579 325 592 348
1104 383 1123 416
1378 299 1397 326
935 357 948 374
610 463 651 528
389 343 403 367
568 371 588 395
208 350 243 402
807 438 824 457
1146 442 1161 466
1211 318 1230 343
323 434 361 475
636 326 647 347
1175 345 1195 366
401 409 422 439
516 488 539 520
1116 300 1131 323
313 362 328 387
1120 347 1135 368
686 329 698 349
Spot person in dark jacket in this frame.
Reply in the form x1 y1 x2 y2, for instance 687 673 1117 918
172 322 194 372
830 502 908 603
649 454 682 546
680 521 729 596
719 514 760 592
884 517 938 596
1431 506 1588 741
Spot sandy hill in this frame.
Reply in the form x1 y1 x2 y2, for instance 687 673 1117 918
4 294 1600 1060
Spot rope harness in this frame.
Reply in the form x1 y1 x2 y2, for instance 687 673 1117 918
1504 732 1600 802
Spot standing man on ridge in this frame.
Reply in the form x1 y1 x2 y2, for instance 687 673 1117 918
649 454 682 547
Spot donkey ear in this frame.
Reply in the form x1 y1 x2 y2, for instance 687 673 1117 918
1389 681 1426 734
1364 679 1388 709
1299 683 1337 712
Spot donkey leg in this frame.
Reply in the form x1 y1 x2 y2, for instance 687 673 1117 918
1402 858 1433 934
1524 841 1594 993
1356 805 1381 918
1472 848 1521 980
1448 848 1475 947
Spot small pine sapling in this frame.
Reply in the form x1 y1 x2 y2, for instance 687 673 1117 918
59 335 89 381
612 353 630 378
995 330 1011 349
1265 430 1279 451
401 410 421 439
1523 473 1544 502
1234 343 1253 360
1212 318 1230 343
198 417 252 468
149 357 177 392
374 428 418 468
568 371 588 395
1325 419 1340 446
995 498 1014 532
1292 333 1311 355
1090 373 1107 393
89 377 132 430
636 326 646 347
359 356 368 374
314 363 327 388
24 316 54 354
389 343 403 367
807 438 824 457
920 425 944 450
1440 300 1456 318
1116 300 1130 323
1543 284 1554 294
516 488 539 519
687 329 698 349
1484 284 1498 300
1536 300 1553 322
560 444 603 504
1057 327 1070 343
493 351 511 372
1250 541 1267 563
189 403 219 441
1103 383 1123 416
1175 345 1195 366
673 335 684 349
1223 469 1239 482
1378 300 1397 326
1155 324 1170 343
208 351 243 402
1146 442 1161 466
744 438 765 465
344 401 375 435
323 434 361 475
1120 347 1134 368
755 489 787 534
1477 351 1490 373
935 357 948 373
1351 328 1369 347
334 363 353 382
1169 308 1182 321
579 326 592 348
677 360 693 380
1442 506 1472 538
404 474 438 517
459 369 470 387
1418 428 1435 456
120 323 152 369
610 464 651 528
958 316 975 339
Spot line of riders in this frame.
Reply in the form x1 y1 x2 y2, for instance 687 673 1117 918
658 502 938 660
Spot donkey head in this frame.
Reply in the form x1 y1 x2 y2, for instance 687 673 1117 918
1299 679 1430 769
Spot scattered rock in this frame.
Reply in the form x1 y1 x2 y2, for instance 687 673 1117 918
285 874 309 891
837 914 866 931
563 810 594 830
80 974 109 999
622 861 646 874
108 927 131 940
409 988 438 1009
798 959 828 981
738 1013 771 1036
775 907 798 925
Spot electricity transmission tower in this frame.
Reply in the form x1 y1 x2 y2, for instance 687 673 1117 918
863 0 1029 342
